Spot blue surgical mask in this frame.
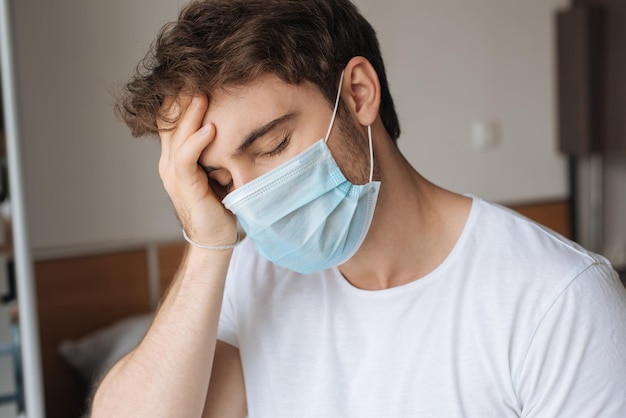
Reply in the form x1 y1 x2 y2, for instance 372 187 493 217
222 73 380 274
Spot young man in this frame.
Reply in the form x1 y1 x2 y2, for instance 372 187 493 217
92 0 626 416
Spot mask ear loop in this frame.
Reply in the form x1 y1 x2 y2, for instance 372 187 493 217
367 125 374 183
325 71 375 183
324 72 344 143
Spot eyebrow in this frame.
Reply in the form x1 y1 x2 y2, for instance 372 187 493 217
201 112 298 173
235 112 298 155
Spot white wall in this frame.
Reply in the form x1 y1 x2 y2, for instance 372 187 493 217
355 0 569 203
12 0 184 253
12 0 572 253
602 158 626 268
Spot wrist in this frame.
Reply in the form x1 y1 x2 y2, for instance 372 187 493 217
182 228 240 250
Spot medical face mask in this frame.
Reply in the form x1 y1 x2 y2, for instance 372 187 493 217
222 73 380 274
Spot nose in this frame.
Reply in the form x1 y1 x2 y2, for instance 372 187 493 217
230 167 263 191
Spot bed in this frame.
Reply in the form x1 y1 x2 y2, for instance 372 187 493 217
33 200 572 418
35 242 186 418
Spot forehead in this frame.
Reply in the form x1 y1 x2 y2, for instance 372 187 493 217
197 73 334 171
202 74 326 129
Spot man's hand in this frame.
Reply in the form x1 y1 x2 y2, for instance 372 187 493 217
158 95 237 246
92 95 243 418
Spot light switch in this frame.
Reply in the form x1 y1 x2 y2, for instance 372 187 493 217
471 120 500 150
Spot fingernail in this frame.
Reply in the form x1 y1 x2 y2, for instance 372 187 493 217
200 123 212 133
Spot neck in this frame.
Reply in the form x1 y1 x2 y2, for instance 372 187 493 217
339 122 472 291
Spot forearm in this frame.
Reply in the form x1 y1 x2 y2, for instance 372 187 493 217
91 246 232 418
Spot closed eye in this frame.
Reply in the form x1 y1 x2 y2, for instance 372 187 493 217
265 135 290 157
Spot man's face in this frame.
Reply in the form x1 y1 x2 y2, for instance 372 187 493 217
197 73 370 200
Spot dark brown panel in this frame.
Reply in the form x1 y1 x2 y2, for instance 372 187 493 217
157 242 187 299
569 0 626 155
556 5 604 155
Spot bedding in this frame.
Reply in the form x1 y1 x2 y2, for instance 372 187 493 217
58 313 152 385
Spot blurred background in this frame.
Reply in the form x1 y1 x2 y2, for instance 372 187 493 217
0 0 624 417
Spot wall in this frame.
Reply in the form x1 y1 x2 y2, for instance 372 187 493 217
355 0 570 204
11 0 571 253
573 157 626 270
603 157 626 271
602 158 626 268
12 0 184 253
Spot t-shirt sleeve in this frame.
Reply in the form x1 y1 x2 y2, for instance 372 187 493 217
517 262 626 417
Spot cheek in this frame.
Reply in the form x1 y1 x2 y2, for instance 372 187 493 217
333 116 371 185
252 136 319 176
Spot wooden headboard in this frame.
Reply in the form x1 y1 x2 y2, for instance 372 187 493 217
35 243 186 418
33 199 570 418
507 199 571 239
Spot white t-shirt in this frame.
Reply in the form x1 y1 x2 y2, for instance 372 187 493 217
218 197 626 417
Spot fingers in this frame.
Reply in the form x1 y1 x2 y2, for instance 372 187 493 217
157 95 190 136
157 93 219 222
172 95 209 147
159 94 208 145
175 122 215 178
158 125 215 193
158 94 212 174
155 94 237 244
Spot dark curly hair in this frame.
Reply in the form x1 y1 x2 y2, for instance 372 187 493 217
115 0 400 141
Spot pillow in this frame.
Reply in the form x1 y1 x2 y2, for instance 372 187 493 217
58 313 153 384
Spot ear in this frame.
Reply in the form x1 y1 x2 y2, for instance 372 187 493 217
341 56 381 127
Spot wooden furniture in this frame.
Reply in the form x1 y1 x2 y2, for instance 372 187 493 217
509 200 571 239
558 1 626 156
35 243 185 418
556 5 604 155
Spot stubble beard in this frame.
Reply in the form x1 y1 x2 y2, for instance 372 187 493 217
334 101 380 185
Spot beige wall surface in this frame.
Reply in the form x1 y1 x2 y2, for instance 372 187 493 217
355 0 569 203
13 0 184 251
602 158 626 268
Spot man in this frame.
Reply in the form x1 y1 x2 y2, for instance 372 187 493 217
92 0 626 416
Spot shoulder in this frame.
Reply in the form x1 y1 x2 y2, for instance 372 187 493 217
459 199 626 409
468 197 606 286
514 252 626 415
463 195 622 307
457 197 619 332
